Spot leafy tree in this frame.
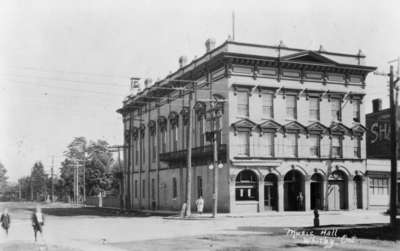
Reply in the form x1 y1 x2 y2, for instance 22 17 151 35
0 161 8 191
18 176 31 200
30 161 48 201
60 137 116 201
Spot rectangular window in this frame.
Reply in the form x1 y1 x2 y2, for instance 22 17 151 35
142 180 145 198
151 178 155 200
369 177 389 195
134 180 138 198
237 131 250 156
331 136 342 158
331 99 341 121
197 176 203 197
285 133 298 157
354 138 361 158
161 130 167 153
286 95 297 119
141 137 145 164
151 134 156 162
263 132 274 157
172 177 178 198
171 126 178 151
309 135 320 157
199 118 205 146
135 139 139 165
309 97 320 121
353 100 361 122
262 93 273 118
237 91 249 117
182 124 187 149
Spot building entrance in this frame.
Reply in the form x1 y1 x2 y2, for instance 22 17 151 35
264 174 277 211
284 170 305 211
310 173 323 210
327 170 347 210
354 175 363 209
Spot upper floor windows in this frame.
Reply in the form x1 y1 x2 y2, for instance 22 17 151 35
354 138 361 158
331 98 342 121
151 134 156 163
353 100 361 122
237 131 250 156
309 134 320 157
262 132 274 157
286 95 297 119
285 133 298 157
262 93 274 118
309 97 320 121
237 91 249 117
331 136 342 158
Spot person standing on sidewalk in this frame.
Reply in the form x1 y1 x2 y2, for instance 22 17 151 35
31 205 45 242
0 208 10 236
195 196 204 214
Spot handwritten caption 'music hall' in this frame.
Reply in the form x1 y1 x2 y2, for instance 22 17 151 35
286 228 357 248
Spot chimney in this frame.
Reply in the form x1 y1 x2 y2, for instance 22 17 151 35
372 98 382 113
144 78 152 89
179 56 188 68
205 38 216 53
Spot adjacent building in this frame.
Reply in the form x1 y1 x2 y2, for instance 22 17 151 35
118 39 376 213
366 99 400 209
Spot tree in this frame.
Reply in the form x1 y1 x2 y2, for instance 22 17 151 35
0 161 8 191
30 161 48 201
60 137 116 201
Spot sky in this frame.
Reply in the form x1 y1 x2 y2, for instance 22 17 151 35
0 0 399 182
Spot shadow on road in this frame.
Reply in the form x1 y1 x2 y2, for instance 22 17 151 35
41 207 175 218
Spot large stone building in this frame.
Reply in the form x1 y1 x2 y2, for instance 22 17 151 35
365 99 400 209
117 39 376 213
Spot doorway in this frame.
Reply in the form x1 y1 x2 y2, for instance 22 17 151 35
354 175 362 209
327 171 347 210
284 170 305 211
264 174 277 211
310 173 323 210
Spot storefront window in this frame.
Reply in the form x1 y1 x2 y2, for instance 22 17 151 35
235 170 258 201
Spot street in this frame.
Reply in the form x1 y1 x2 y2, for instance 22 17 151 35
0 202 399 251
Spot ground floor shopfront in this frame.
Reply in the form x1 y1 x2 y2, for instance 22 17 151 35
229 160 368 213
366 159 400 209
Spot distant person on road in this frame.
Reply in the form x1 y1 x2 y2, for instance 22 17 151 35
195 196 204 214
31 205 45 242
1 208 10 236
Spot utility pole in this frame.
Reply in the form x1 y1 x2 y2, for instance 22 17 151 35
212 106 218 218
185 90 193 217
51 155 54 202
389 65 399 227
109 145 127 210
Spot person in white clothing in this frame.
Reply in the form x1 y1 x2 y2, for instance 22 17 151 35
195 196 204 214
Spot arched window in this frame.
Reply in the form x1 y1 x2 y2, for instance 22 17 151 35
235 170 258 201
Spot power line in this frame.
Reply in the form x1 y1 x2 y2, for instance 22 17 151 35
1 78 127 97
1 73 128 88
5 65 131 79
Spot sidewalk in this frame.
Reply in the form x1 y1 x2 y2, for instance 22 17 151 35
161 209 387 220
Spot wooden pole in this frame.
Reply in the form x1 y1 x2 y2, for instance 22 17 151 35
185 90 193 217
389 65 398 226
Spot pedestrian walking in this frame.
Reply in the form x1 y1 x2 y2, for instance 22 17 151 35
195 196 204 214
0 208 10 236
296 192 304 210
31 205 45 242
